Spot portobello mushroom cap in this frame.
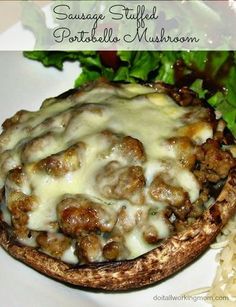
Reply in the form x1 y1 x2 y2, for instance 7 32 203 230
0 80 236 290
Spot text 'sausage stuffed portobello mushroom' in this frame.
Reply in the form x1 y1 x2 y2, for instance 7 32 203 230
0 80 236 290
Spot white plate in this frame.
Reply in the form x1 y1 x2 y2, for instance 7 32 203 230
0 51 219 307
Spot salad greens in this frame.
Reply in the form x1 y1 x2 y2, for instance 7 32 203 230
24 51 236 135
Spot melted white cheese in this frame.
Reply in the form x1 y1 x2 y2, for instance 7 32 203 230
61 245 78 264
0 83 214 262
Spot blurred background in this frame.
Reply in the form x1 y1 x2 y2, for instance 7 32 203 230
0 1 51 32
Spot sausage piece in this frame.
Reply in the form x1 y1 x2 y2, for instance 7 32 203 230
96 162 145 205
57 195 116 237
150 174 189 207
36 232 71 258
194 139 235 183
7 191 37 238
36 142 85 177
120 136 146 162
76 233 102 263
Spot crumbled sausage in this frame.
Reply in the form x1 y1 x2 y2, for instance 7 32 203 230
114 206 136 233
36 232 71 258
36 142 85 177
6 167 25 186
194 139 235 183
102 235 129 261
171 200 192 221
103 241 120 260
59 206 98 235
57 195 116 237
120 136 146 162
101 133 146 163
76 233 102 263
2 110 30 130
188 188 209 218
150 174 189 207
143 225 160 244
96 162 145 204
7 191 37 238
170 86 202 107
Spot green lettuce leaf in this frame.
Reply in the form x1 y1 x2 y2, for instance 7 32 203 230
24 51 81 70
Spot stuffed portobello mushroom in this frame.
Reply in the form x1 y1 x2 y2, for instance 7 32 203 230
0 80 236 290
